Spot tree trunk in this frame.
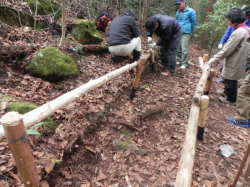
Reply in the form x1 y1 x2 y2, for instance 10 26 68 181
59 0 66 47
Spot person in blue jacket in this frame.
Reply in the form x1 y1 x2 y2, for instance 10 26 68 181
176 0 196 69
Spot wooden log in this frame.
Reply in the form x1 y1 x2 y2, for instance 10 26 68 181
0 60 142 139
0 112 40 187
231 144 250 187
81 44 109 53
175 103 200 187
204 69 215 95
197 95 209 141
176 54 211 186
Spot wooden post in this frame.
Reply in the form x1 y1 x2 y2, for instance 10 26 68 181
130 53 151 99
0 112 40 187
197 95 209 141
203 54 209 63
231 144 250 187
204 70 215 95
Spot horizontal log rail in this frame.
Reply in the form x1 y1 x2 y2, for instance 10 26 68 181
0 52 155 139
175 54 213 187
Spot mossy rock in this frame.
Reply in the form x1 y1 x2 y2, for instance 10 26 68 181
0 6 34 27
7 102 57 130
27 0 61 20
27 47 79 81
71 20 103 44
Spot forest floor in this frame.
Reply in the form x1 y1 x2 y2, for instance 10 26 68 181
0 23 249 187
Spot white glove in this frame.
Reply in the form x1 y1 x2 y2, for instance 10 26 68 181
149 42 156 48
147 37 152 43
218 44 223 49
208 58 216 65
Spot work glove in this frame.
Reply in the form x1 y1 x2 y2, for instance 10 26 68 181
148 42 157 48
147 37 152 43
218 44 223 49
208 58 216 66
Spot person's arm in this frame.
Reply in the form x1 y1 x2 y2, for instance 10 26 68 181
219 27 234 45
190 10 196 32
130 18 139 38
209 31 243 64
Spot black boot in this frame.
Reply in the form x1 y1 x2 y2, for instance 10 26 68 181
132 50 141 62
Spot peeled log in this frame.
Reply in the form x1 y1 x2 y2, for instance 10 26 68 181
0 59 143 139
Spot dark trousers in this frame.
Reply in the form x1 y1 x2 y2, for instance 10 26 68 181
160 31 181 73
224 79 238 103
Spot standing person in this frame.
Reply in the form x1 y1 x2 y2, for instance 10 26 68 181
219 6 250 49
217 7 250 83
145 14 181 76
176 0 196 69
107 10 141 63
225 7 250 127
208 8 250 105
225 68 250 127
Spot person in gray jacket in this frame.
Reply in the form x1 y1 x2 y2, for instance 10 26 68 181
209 8 250 104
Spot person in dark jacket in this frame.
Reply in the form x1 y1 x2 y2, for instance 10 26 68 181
107 10 141 62
145 14 181 76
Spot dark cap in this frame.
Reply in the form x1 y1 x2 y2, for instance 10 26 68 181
176 0 185 4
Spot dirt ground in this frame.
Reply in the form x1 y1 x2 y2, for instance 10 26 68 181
0 34 249 187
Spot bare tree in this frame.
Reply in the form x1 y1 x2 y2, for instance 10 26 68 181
59 0 66 46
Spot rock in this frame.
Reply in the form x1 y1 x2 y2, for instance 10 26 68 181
26 0 61 20
71 20 103 44
219 144 235 158
27 47 79 80
0 6 34 27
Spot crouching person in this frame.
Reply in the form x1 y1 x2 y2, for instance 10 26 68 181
107 10 141 63
145 14 181 76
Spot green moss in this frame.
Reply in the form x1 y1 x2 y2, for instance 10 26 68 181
0 6 34 27
27 47 79 80
71 20 103 44
7 102 58 130
7 102 37 114
27 0 61 19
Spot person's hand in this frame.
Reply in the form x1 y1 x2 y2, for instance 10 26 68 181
218 44 223 49
147 37 152 43
148 42 156 48
208 58 216 66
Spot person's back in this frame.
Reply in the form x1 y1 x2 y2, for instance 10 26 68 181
107 10 141 63
151 14 180 42
107 15 139 46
